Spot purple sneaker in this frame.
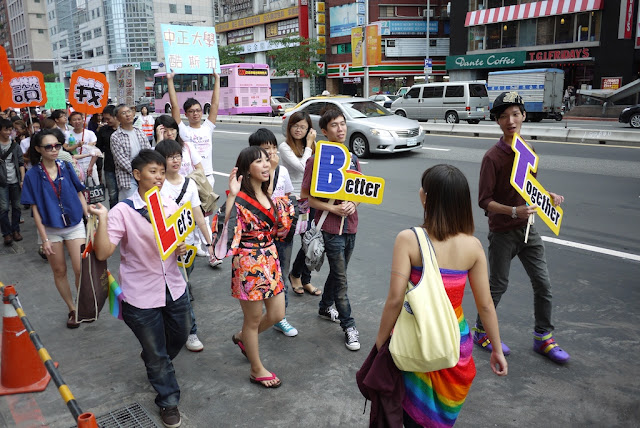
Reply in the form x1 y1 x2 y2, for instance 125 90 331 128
472 326 511 356
533 331 570 364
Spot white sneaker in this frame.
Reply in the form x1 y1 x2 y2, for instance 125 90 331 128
209 256 222 268
318 306 340 323
185 334 203 352
345 327 360 351
273 318 298 337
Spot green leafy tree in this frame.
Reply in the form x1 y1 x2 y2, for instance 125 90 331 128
267 36 324 102
43 73 58 82
218 44 244 65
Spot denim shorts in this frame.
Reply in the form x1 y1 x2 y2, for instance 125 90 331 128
39 221 86 244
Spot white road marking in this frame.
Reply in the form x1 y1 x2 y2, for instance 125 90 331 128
542 236 640 262
422 147 451 151
214 130 251 135
212 171 230 177
359 161 369 164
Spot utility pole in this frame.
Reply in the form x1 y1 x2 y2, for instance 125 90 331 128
363 0 369 97
425 0 430 81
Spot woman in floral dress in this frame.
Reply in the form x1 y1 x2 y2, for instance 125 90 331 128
215 146 294 388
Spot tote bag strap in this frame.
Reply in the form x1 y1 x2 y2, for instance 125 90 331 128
412 227 440 284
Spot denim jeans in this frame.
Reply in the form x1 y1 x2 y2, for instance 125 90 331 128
275 240 292 309
122 287 191 408
320 232 356 330
184 262 197 335
475 226 554 334
0 183 21 237
104 171 119 208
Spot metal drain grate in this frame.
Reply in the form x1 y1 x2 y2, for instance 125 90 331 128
76 402 159 428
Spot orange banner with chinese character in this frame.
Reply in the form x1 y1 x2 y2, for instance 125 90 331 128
69 69 109 115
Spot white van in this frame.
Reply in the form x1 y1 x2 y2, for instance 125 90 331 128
391 82 490 123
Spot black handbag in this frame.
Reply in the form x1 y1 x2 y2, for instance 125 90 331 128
84 176 106 204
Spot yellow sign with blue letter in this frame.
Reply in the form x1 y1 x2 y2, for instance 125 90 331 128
310 141 385 204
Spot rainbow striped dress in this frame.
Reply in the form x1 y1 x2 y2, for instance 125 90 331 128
402 267 476 427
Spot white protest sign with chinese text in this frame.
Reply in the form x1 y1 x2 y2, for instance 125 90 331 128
161 24 221 74
145 187 196 260
311 141 385 205
509 133 563 235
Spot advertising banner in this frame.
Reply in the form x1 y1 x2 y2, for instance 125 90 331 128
366 25 381 66
329 3 358 37
351 27 364 67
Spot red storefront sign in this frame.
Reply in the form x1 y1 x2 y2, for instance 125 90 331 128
527 48 591 62
619 0 634 39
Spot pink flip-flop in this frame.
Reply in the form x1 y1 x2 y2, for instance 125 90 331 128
232 334 247 359
250 372 282 388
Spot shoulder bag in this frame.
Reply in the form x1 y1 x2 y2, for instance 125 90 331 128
389 227 461 373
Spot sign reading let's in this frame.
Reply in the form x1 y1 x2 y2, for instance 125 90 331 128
311 141 385 204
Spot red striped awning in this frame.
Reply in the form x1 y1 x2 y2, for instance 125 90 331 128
465 0 603 27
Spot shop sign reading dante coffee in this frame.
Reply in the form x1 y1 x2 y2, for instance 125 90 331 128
446 51 525 70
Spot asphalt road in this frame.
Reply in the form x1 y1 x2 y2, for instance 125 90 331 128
0 123 638 427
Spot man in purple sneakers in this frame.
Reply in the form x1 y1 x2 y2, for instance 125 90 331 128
474 91 570 364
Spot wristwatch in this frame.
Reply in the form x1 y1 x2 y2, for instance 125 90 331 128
511 206 518 219
205 243 212 247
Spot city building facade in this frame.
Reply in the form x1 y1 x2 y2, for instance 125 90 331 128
448 0 640 96
215 0 318 100
1 0 53 74
46 0 217 101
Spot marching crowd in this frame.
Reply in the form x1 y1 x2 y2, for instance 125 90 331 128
1 80 572 427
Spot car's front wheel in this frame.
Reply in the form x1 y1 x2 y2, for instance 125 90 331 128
165 104 172 114
350 133 370 158
445 111 459 123
204 104 211 115
395 110 406 117
630 113 640 128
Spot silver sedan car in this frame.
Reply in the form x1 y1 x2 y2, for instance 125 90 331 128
281 97 424 158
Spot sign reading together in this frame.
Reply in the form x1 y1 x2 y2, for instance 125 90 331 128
311 141 385 205
509 134 563 235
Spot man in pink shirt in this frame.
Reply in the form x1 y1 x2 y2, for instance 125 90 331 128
90 149 189 428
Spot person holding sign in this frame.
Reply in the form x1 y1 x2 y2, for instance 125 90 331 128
300 109 362 351
156 139 213 353
1 118 26 245
68 111 101 184
88 149 191 428
475 92 569 364
218 146 296 388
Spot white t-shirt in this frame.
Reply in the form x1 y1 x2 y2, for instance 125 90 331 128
160 177 201 245
122 128 141 160
178 119 215 176
179 141 202 177
272 165 294 198
20 137 31 170
70 129 97 146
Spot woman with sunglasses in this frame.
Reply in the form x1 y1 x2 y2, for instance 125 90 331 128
21 128 89 329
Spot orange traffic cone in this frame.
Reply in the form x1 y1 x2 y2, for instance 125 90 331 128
0 285 53 395
77 412 98 428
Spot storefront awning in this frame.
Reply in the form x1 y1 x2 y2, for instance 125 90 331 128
465 0 603 27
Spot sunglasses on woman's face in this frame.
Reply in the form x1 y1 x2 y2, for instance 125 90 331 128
41 143 63 152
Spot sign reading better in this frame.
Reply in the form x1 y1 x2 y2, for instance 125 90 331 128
311 141 385 204
510 134 563 236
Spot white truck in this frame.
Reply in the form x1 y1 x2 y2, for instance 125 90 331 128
487 68 565 121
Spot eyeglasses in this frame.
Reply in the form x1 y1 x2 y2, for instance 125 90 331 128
41 143 63 152
292 124 308 131
186 109 202 114
119 110 133 116
166 154 182 161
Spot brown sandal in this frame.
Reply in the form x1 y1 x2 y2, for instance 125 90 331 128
303 284 322 296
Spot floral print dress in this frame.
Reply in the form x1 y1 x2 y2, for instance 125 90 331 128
217 191 295 301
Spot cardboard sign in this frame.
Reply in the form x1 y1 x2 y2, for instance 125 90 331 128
69 69 109 115
145 187 196 260
161 24 221 74
510 134 563 235
177 245 197 268
311 141 385 204
44 82 67 110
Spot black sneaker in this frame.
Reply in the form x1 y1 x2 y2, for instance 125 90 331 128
318 306 340 323
345 327 360 351
160 406 181 428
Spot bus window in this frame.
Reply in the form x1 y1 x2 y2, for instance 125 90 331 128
220 76 229 88
191 79 198 92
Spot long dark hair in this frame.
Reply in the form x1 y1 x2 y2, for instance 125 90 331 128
29 128 65 166
154 114 183 145
421 164 474 241
235 146 275 214
285 111 313 157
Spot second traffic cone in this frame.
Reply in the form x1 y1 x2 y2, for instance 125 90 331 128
77 412 99 428
0 285 53 395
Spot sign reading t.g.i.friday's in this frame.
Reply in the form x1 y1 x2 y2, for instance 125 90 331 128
311 141 385 204
510 134 563 235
